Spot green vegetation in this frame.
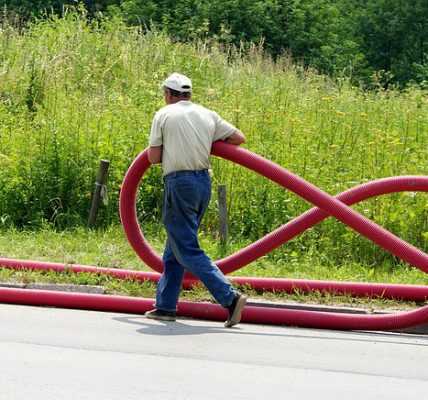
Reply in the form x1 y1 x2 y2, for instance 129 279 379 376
0 10 426 309
0 14 426 272
2 225 428 285
1 1 427 87
1 226 427 308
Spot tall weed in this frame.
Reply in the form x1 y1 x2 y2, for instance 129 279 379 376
0 13 426 269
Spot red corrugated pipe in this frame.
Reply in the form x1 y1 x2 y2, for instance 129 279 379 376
1 287 428 331
2 257 428 302
1 142 427 330
117 141 428 330
120 142 428 276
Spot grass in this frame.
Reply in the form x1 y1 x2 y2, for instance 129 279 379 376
0 14 426 243
0 12 427 308
1 225 427 310
2 224 428 285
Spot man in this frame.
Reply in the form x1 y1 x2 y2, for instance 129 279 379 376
145 72 247 327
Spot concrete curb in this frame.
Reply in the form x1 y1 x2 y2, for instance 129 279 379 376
0 282 105 294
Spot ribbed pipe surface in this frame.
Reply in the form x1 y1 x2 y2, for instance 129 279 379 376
1 287 428 331
117 141 428 330
1 142 427 331
2 257 428 302
120 143 428 275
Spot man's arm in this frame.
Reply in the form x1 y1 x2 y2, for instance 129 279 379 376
148 146 162 164
225 129 246 146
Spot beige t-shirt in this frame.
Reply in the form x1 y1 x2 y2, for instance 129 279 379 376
149 101 236 176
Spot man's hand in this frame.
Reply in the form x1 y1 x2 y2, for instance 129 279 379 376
225 130 246 146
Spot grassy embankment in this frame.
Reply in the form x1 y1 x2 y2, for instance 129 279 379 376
0 225 426 310
0 14 427 308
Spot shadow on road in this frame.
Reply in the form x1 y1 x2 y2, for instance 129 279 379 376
112 315 262 336
112 315 428 345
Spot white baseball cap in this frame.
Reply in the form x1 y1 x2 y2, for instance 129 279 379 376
163 73 192 93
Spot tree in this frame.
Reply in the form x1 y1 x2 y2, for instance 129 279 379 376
0 1 120 19
349 0 428 86
2 0 426 86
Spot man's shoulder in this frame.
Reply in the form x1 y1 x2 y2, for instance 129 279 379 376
156 102 196 113
188 102 217 117
153 104 173 120
155 102 217 119
155 104 170 114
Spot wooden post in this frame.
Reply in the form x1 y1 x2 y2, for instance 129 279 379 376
218 184 228 244
88 159 110 229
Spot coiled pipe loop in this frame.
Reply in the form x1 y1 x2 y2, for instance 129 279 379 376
117 141 428 330
1 142 427 331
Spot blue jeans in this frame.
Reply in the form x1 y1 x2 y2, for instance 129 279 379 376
155 170 237 312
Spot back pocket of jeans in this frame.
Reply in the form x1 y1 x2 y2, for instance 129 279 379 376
176 185 198 208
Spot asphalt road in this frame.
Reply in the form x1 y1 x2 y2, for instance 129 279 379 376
1 303 428 399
